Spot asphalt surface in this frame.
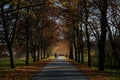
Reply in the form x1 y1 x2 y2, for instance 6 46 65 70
29 57 90 80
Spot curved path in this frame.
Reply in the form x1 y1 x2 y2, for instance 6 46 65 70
29 57 89 80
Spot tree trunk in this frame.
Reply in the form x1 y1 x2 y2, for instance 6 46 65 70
74 43 78 61
41 49 43 59
1 6 15 69
98 0 108 71
43 40 46 59
76 26 81 62
69 43 73 59
80 27 84 63
33 46 36 62
77 46 80 62
81 43 84 63
98 43 106 70
79 11 84 63
25 24 30 65
85 16 91 67
40 46 43 59
8 44 15 69
47 50 49 58
43 48 46 59
37 45 40 61
83 0 91 67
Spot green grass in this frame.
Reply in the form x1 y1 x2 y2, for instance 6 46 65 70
0 58 10 67
0 57 34 68
82 60 120 80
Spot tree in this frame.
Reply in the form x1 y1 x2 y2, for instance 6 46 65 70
97 0 108 70
0 0 20 68
107 0 120 67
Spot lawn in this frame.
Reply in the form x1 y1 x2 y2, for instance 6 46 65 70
69 59 120 80
0 57 52 80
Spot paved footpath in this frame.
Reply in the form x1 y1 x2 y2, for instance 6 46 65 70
29 58 90 80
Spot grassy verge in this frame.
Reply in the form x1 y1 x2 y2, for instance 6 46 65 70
91 63 120 80
0 57 34 68
69 59 120 80
80 57 120 80
0 57 53 80
104 69 120 80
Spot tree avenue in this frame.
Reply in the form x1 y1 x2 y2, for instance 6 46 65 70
0 0 119 71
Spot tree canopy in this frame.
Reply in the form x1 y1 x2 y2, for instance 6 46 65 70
0 0 120 71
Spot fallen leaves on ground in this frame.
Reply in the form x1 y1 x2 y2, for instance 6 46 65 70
69 59 108 80
0 59 53 80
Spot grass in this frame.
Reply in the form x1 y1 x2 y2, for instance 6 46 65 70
0 58 10 67
68 57 120 80
0 57 119 80
104 69 120 80
0 57 53 80
81 55 120 80
83 61 120 80
0 57 34 67
0 56 55 68
69 59 108 80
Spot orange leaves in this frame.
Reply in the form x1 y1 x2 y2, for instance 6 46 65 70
69 60 109 80
50 41 69 55
0 59 52 80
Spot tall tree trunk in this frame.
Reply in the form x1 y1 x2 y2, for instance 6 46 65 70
98 0 108 70
86 31 90 66
85 22 91 67
98 42 106 70
80 42 84 63
74 43 78 61
76 26 80 62
44 48 46 59
25 39 29 64
37 45 40 61
41 49 43 59
25 22 30 65
69 42 73 59
47 50 49 58
80 24 84 63
74 31 78 61
77 45 81 62
84 4 91 67
78 9 84 63
40 46 43 59
8 44 15 69
43 40 46 59
33 45 36 62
